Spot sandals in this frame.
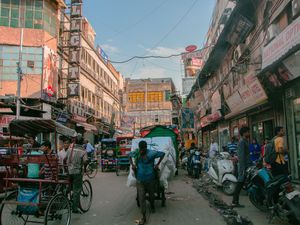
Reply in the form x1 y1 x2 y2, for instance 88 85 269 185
138 218 146 225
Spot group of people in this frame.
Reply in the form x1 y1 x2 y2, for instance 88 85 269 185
26 136 96 214
232 126 289 207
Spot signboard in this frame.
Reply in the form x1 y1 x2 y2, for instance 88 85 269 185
67 0 83 98
73 114 87 123
67 83 80 96
42 46 58 102
226 74 267 114
0 115 15 127
262 16 300 69
100 48 108 64
182 77 196 96
181 108 194 129
185 45 197 52
200 110 222 128
181 49 205 61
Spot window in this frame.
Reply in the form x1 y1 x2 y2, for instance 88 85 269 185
147 92 163 102
128 92 145 103
27 60 34 68
0 0 20 27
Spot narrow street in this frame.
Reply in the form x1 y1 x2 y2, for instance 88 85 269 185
72 171 225 225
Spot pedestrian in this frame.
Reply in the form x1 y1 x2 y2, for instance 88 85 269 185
65 136 88 214
84 139 95 159
129 141 165 225
39 140 55 180
187 142 197 176
58 139 69 164
261 138 271 169
232 126 251 208
209 138 219 158
227 137 238 156
271 127 289 176
249 138 261 163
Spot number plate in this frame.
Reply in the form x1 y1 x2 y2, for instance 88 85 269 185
286 190 300 200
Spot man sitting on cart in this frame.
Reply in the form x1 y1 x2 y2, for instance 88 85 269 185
65 136 88 214
129 141 165 225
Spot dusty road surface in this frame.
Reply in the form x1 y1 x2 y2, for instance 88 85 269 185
71 171 226 225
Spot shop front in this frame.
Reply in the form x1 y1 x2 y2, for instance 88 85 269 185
259 15 300 180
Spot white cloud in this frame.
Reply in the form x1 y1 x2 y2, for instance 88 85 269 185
100 44 120 54
135 67 167 79
146 46 185 56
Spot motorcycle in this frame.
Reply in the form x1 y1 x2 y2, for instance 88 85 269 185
191 151 202 179
245 166 300 224
208 152 237 195
187 149 195 176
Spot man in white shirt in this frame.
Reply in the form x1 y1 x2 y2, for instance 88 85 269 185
209 138 219 158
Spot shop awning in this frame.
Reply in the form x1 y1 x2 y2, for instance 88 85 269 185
225 100 268 120
76 122 98 132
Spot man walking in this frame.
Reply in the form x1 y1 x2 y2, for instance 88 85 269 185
65 136 88 213
232 126 251 207
129 141 165 225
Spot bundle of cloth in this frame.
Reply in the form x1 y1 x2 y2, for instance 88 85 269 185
127 137 176 190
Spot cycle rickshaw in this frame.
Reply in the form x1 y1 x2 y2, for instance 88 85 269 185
0 119 93 225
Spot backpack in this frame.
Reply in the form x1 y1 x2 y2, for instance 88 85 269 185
264 138 277 164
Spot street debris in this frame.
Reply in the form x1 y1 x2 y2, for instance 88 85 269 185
193 175 253 225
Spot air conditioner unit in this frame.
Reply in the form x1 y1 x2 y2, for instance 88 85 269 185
292 0 300 18
233 44 246 63
266 24 280 43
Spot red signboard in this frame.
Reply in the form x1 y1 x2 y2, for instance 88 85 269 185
0 115 15 127
185 45 197 52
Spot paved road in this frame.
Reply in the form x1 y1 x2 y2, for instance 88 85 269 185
72 171 225 225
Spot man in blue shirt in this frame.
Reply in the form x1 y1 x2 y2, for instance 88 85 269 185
129 141 165 225
84 140 94 158
227 137 238 155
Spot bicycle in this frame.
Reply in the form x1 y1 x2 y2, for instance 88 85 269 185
85 158 98 179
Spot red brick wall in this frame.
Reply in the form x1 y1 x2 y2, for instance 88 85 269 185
0 75 41 98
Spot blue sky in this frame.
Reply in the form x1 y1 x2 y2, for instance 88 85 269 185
83 0 215 91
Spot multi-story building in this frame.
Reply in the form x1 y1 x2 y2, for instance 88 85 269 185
123 78 175 131
0 0 124 143
187 0 300 181
0 0 66 132
57 7 123 142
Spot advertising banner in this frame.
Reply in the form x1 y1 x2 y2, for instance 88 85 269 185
182 77 196 96
42 46 58 102
181 108 194 129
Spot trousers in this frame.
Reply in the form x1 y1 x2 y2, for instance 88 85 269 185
70 173 83 211
136 180 155 215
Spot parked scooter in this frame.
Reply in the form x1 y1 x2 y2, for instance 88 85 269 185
245 166 300 224
191 150 202 179
208 152 237 195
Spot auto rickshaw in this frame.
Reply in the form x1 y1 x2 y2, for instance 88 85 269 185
100 138 117 172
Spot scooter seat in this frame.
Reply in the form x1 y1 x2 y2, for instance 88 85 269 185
266 175 288 190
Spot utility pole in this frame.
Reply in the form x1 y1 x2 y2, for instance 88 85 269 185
16 28 24 119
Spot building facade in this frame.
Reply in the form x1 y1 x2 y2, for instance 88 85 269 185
0 0 123 144
187 0 300 180
123 78 175 132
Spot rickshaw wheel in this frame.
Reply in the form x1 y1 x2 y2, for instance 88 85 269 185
79 179 93 213
0 191 29 225
86 162 98 179
44 193 71 225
